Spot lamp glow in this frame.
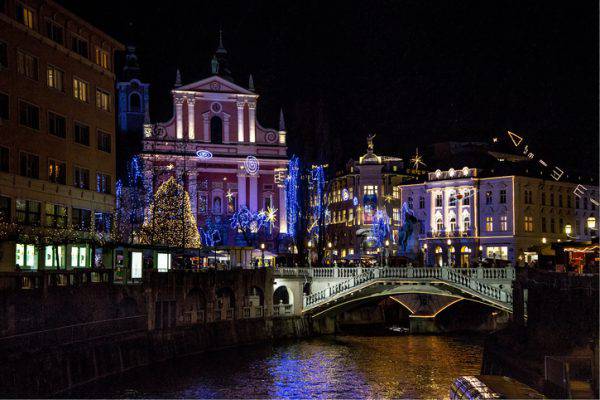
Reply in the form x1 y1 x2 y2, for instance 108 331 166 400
587 216 596 230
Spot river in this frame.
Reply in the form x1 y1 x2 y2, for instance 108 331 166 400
75 335 483 399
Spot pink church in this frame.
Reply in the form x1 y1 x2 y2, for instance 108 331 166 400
140 37 289 252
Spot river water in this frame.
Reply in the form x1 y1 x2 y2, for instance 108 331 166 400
78 335 483 399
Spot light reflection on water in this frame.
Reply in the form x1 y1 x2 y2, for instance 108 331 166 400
79 335 483 399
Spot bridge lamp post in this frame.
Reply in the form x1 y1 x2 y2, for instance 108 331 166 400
423 243 428 267
327 242 332 265
446 239 452 267
384 239 390 267
307 240 313 268
260 243 265 268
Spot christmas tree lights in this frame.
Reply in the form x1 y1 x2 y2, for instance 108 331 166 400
139 177 201 248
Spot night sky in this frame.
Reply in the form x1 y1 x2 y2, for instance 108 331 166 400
58 0 598 172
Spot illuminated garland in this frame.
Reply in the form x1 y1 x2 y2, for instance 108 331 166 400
285 156 300 239
309 165 325 239
139 177 201 248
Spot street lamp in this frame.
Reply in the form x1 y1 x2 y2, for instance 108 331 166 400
384 239 390 267
307 240 313 268
423 243 428 267
564 224 573 237
260 243 265 268
446 239 452 267
587 216 596 231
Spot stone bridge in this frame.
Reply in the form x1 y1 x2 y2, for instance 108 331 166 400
273 266 515 332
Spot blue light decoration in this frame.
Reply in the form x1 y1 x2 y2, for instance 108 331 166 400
115 179 123 209
200 217 222 247
127 155 144 187
309 165 325 239
353 196 359 206
285 156 300 239
230 205 270 234
371 209 391 248
342 188 350 201
196 150 213 160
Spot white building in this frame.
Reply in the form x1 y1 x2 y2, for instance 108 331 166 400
399 168 598 266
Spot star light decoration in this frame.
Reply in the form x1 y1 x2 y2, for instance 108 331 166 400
265 206 278 225
410 148 427 171
225 189 234 201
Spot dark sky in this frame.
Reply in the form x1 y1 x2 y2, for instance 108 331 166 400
58 0 598 172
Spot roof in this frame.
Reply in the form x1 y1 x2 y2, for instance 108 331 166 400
176 75 256 96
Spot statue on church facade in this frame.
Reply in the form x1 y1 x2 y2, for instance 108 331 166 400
367 133 376 152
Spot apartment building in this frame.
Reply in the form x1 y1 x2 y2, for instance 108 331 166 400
0 0 124 270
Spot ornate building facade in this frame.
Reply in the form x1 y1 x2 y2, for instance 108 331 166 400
399 168 598 266
322 136 417 261
140 40 288 252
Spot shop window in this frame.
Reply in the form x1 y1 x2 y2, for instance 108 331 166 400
16 243 38 269
157 253 171 272
45 245 65 269
71 245 89 268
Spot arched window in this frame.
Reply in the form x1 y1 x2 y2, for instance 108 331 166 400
436 218 444 232
212 196 222 214
129 92 141 112
450 217 457 231
463 216 471 231
210 116 223 144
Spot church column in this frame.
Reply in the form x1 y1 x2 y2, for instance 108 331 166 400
279 185 287 234
203 114 210 142
249 176 258 212
223 114 230 143
187 97 195 140
175 97 184 139
248 102 256 143
236 101 245 142
237 174 247 208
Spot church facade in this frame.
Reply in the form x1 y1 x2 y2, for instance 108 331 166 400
139 40 289 252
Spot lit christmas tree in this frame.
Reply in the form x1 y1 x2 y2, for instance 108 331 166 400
139 177 201 248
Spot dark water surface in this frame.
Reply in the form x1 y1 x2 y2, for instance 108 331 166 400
75 335 483 399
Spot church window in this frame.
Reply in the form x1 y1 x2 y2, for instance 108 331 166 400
211 116 223 144
129 92 141 112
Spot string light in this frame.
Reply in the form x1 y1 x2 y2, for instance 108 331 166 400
139 177 201 248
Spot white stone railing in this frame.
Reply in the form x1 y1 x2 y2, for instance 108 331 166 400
275 266 514 282
300 266 514 311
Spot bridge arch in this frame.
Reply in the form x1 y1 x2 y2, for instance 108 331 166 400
273 285 292 305
308 284 510 319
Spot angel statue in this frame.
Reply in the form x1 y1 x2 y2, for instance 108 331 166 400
367 133 376 152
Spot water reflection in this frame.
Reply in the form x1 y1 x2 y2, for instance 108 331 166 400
76 335 482 399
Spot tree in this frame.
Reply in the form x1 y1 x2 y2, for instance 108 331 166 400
139 177 201 248
113 156 147 243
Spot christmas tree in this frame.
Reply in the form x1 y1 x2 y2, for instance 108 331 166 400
139 177 201 248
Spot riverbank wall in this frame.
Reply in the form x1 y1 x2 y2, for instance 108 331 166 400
0 316 317 396
0 268 326 396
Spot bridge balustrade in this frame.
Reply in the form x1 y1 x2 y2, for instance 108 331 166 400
301 266 515 310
